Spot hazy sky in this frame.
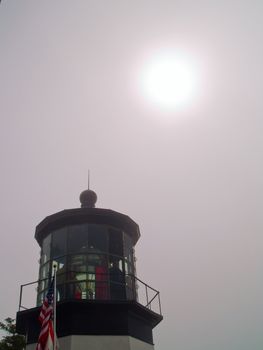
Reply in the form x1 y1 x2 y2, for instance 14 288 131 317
1 1 263 349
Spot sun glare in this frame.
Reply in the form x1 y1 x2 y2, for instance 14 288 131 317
139 51 199 111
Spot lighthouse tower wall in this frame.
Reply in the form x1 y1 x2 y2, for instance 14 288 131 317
26 335 155 350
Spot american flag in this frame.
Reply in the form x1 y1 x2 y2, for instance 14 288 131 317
36 277 57 350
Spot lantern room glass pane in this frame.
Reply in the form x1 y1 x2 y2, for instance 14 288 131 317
69 254 87 273
88 224 108 253
66 283 82 300
53 256 66 282
40 262 50 280
124 233 134 262
88 253 107 270
55 256 66 301
52 228 67 258
109 257 126 300
68 225 89 253
37 292 44 306
41 234 51 264
109 228 123 257
38 274 48 293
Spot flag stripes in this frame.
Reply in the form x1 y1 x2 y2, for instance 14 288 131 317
36 277 57 350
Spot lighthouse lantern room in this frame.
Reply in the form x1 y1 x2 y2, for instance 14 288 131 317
16 190 163 350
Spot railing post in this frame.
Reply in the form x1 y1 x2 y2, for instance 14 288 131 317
18 284 23 312
145 284 149 308
158 292 162 315
132 275 135 301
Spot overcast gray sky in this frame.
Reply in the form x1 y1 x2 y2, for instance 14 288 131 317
1 1 263 349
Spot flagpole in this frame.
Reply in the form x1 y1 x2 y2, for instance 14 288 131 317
53 265 57 350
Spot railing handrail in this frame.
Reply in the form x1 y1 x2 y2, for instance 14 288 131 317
128 274 160 294
18 273 162 315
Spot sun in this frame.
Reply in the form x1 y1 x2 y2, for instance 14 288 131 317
139 51 199 111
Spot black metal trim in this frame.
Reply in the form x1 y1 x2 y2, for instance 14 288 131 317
35 208 140 246
16 300 163 345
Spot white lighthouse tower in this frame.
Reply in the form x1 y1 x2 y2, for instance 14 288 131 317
16 190 162 349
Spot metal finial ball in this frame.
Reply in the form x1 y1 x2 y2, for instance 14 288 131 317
79 189 97 208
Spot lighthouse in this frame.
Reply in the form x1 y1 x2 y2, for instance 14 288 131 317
16 189 163 349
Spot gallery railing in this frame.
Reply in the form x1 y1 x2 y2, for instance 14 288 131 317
18 273 162 316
